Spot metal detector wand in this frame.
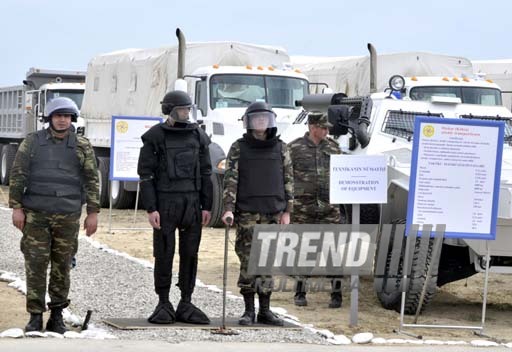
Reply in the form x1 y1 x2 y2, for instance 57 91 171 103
221 216 232 329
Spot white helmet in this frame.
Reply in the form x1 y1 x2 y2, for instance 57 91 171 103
44 97 79 122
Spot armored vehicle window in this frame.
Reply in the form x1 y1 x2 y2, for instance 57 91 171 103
461 114 512 143
382 110 443 140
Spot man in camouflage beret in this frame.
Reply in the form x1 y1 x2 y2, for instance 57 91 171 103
288 111 343 308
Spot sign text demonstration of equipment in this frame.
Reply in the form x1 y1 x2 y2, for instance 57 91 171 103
330 155 388 204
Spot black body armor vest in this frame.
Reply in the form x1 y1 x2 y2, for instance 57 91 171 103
236 137 286 213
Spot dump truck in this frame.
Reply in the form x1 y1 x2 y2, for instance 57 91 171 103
0 68 86 184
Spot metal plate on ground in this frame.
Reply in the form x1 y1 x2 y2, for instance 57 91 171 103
103 317 301 330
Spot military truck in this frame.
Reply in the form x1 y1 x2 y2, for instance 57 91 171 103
81 29 309 226
295 44 512 314
0 68 86 184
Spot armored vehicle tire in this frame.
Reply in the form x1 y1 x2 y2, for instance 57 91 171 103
374 219 439 314
110 180 135 209
97 157 110 208
1 144 17 185
207 173 224 228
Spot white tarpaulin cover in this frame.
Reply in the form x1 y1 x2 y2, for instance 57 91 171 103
81 42 290 120
473 60 512 109
292 52 473 95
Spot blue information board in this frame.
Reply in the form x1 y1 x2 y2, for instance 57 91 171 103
109 116 163 181
406 116 504 240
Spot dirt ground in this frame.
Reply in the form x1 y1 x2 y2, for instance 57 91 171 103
1 190 512 341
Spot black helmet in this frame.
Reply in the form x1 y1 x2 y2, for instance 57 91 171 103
161 90 192 115
44 97 79 122
242 101 277 130
244 101 273 115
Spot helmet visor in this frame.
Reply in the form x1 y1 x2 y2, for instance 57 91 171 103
243 111 277 129
170 104 197 123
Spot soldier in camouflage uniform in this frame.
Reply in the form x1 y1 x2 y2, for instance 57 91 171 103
289 112 343 308
222 101 293 326
9 97 99 334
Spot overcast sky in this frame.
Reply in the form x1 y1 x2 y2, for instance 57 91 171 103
0 0 509 86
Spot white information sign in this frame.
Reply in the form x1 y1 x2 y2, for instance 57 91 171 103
407 116 504 239
330 155 388 204
110 116 163 181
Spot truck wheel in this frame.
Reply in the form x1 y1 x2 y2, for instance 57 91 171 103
110 180 135 209
1 144 17 185
207 173 224 227
374 219 440 314
97 157 110 208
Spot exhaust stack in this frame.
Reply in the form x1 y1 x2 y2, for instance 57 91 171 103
367 43 377 93
176 28 186 79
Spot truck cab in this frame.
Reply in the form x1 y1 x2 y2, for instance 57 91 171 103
391 75 503 106
187 65 309 170
25 82 86 134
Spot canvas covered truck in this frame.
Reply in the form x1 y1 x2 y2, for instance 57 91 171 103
294 44 512 314
0 68 86 185
81 29 309 226
292 51 474 96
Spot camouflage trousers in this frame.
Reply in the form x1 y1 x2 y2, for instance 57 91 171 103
20 209 80 313
292 198 342 294
234 211 280 295
292 197 341 224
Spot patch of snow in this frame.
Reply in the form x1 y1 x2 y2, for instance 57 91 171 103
0 328 24 338
352 332 373 344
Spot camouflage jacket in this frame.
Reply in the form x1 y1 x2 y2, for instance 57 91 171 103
223 136 294 213
9 128 100 214
288 132 341 203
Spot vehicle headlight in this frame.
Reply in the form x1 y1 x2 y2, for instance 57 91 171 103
389 75 405 91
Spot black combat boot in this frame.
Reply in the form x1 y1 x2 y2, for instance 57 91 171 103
148 291 176 324
25 313 43 332
176 292 210 324
238 293 255 325
328 291 342 308
293 280 307 306
46 308 67 334
257 293 283 326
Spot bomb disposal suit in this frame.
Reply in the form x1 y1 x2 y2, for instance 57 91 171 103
138 90 213 324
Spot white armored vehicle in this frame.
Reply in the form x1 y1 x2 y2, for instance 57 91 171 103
297 45 512 314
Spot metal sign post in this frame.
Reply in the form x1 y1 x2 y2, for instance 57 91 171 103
350 204 360 327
